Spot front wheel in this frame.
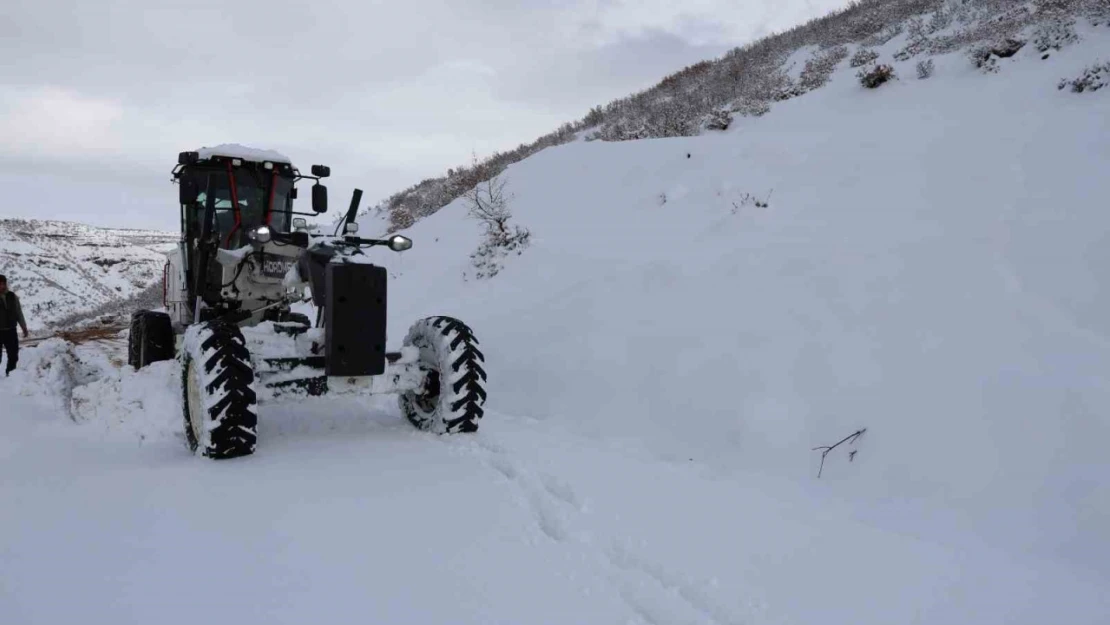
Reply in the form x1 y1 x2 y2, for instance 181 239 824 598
182 320 258 459
398 316 487 433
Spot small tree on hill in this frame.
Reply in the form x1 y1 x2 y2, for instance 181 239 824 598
464 174 532 280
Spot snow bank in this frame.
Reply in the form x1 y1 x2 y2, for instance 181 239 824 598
69 359 180 442
7 336 180 441
366 19 1110 579
6 338 82 416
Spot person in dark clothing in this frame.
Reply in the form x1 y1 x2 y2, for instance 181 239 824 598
0 275 29 376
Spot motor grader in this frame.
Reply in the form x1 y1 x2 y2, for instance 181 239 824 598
129 145 486 459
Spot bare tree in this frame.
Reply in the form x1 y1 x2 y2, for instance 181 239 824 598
463 174 532 280
464 174 515 237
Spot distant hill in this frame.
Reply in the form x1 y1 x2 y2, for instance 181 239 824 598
0 219 177 330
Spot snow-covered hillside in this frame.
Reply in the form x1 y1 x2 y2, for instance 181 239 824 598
3 8 1110 625
0 219 177 330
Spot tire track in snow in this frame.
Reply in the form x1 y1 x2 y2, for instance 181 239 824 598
478 439 574 543
464 424 746 625
606 541 745 625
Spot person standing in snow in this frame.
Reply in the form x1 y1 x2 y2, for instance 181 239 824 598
0 275 29 376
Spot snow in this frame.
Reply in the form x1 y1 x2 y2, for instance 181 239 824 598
0 219 177 330
216 244 255 265
3 15 1110 625
196 143 293 164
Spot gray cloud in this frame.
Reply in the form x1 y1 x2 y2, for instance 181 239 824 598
1 0 850 230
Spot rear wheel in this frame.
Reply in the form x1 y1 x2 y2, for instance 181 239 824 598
398 316 487 433
128 310 175 369
181 320 258 459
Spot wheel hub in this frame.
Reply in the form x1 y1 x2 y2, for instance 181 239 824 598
186 360 206 448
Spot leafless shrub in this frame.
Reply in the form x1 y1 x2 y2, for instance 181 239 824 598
1033 18 1079 54
861 23 904 47
730 189 773 213
970 45 998 72
705 109 733 131
389 206 415 232
858 63 896 88
731 98 771 118
1058 60 1110 92
927 4 955 32
799 45 850 91
850 47 881 67
465 174 514 237
463 174 532 280
917 58 935 78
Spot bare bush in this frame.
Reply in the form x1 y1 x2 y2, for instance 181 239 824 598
917 58 935 78
799 45 850 91
969 46 998 72
389 206 415 232
850 47 880 67
705 109 733 131
927 3 955 32
465 174 514 237
970 38 1026 72
1033 19 1079 54
463 175 532 280
1058 61 1110 92
730 190 773 214
731 98 771 118
861 23 904 47
858 63 896 88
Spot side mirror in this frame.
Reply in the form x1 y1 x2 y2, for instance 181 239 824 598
312 184 328 213
388 235 413 252
179 177 199 205
311 165 331 178
292 217 307 231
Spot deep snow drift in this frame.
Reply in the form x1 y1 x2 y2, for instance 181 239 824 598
3 17 1110 625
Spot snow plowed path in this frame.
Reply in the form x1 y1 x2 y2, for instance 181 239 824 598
2 343 1106 625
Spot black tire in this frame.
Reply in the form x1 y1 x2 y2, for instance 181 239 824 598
181 320 258 459
127 311 147 368
285 312 311 328
398 316 487 434
128 310 175 369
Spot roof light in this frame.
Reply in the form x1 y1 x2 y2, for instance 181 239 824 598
264 161 273 170
232 158 242 166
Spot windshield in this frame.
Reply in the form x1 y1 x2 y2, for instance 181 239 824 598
182 165 294 248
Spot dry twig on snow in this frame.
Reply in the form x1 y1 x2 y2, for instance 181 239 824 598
812 428 867 478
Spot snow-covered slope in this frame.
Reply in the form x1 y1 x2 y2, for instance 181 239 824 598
0 219 177 329
3 11 1110 625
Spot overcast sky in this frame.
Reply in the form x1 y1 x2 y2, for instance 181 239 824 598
1 0 848 231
